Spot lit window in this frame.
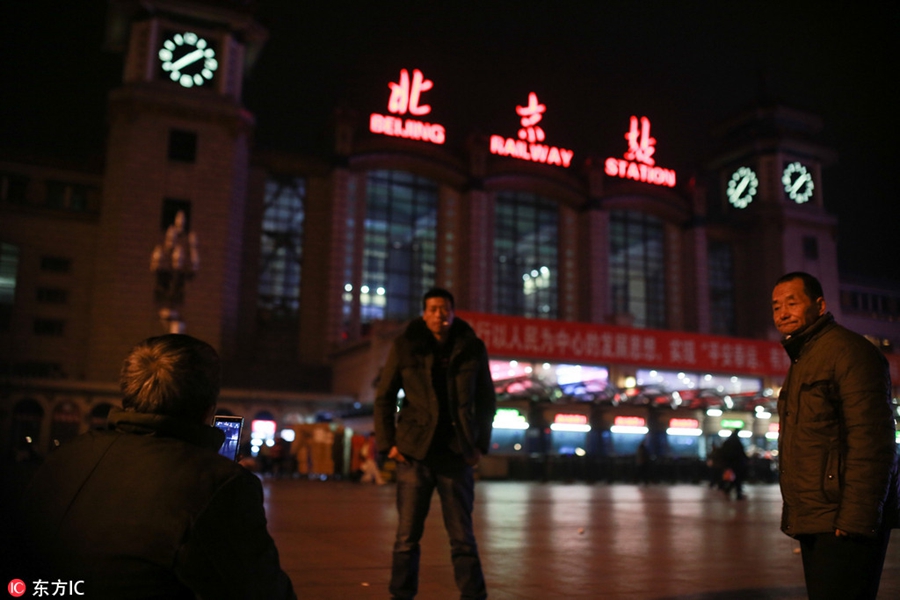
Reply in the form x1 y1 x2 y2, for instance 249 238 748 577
0 242 19 332
357 170 437 324
493 191 558 318
609 210 665 329
0 242 19 304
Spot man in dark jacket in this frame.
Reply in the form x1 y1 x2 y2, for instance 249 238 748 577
375 287 496 600
772 272 899 600
22 334 296 600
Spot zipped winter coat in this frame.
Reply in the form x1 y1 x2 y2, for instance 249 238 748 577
374 317 496 462
778 313 900 538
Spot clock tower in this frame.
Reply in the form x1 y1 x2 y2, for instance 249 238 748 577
706 103 838 340
86 1 266 380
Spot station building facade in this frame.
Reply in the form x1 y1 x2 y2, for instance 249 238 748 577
2 1 899 469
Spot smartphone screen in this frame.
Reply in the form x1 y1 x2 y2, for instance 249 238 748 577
212 415 244 461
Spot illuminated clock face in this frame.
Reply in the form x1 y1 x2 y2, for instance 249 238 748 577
726 167 759 209
782 161 814 204
158 31 218 89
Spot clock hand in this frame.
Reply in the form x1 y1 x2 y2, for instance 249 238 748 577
790 174 809 194
170 48 205 72
733 177 749 198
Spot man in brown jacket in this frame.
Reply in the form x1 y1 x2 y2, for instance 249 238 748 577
375 287 496 600
772 272 899 599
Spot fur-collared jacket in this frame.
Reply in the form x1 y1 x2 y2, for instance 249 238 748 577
778 313 900 538
374 317 496 462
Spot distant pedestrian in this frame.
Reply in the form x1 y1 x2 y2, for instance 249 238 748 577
258 438 275 476
707 442 724 489
359 433 385 485
276 436 294 478
772 272 900 599
635 439 651 484
375 287 496 600
720 429 747 500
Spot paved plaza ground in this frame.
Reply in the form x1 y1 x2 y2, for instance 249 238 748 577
264 478 900 599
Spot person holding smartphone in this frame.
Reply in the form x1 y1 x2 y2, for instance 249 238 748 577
21 334 296 599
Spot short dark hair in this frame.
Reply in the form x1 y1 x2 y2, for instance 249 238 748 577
422 287 455 310
120 334 220 421
775 271 824 302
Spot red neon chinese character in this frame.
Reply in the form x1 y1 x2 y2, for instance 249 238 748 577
623 115 656 166
516 92 546 143
387 69 433 116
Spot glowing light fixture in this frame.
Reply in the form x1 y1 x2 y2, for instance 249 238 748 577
667 428 702 437
611 415 647 435
611 425 649 435
493 408 529 430
550 413 591 433
667 417 701 437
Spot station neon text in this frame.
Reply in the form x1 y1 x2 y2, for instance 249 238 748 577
489 92 574 168
370 114 445 144
605 116 676 187
490 136 573 167
370 68 446 145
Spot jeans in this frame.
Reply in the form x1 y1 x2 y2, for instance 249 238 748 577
390 454 486 600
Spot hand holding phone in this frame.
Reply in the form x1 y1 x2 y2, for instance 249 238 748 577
212 415 244 461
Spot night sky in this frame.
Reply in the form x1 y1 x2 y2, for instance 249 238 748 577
3 1 898 282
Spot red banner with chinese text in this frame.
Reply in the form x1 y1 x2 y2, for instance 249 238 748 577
457 311 792 378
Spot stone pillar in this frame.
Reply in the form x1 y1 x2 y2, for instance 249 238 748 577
559 204 578 321
579 208 609 324
437 186 461 292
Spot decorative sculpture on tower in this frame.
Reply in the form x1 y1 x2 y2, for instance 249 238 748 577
150 210 199 333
